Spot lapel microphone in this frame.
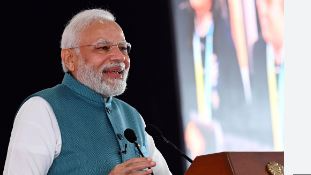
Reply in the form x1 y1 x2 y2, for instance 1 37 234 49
124 128 154 175
124 128 144 157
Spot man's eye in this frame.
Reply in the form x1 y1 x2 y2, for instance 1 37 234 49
119 46 128 51
96 45 111 51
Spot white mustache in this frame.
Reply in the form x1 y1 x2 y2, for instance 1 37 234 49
101 63 126 72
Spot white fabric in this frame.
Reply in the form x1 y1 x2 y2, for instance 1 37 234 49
4 96 172 175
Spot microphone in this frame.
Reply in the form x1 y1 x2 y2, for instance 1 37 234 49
124 128 154 175
145 124 193 163
124 128 145 157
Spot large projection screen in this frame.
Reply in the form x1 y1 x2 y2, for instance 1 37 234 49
171 0 284 161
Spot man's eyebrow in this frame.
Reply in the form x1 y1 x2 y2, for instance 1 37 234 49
94 39 111 44
96 38 127 43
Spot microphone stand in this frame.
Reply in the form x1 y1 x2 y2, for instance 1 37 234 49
161 135 193 163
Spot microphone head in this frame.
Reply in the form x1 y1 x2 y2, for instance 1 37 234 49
145 124 163 138
124 128 137 143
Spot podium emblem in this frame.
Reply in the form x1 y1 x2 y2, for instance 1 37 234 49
266 161 284 175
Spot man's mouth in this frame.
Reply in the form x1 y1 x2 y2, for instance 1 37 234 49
102 67 125 79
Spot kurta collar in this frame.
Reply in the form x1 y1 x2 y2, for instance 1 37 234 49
62 73 112 105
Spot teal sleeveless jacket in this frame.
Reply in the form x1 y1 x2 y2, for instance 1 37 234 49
28 73 149 174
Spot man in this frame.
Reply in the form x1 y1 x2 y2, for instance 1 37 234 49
4 8 172 175
183 0 246 157
251 0 284 149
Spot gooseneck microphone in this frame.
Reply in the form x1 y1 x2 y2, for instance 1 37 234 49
124 128 154 175
145 124 193 163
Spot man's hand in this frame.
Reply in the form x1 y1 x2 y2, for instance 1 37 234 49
109 157 156 175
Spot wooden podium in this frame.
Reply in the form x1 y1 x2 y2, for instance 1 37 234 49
185 152 284 175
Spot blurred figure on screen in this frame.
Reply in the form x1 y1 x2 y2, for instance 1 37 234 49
182 0 246 158
252 0 284 149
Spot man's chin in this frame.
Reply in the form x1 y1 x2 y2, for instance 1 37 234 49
104 78 126 87
101 80 127 97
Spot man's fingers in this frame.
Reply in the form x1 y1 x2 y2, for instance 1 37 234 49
109 157 156 175
126 162 155 173
124 158 156 173
125 157 152 164
129 168 153 175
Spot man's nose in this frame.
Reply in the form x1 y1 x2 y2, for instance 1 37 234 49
109 47 130 67
110 47 126 60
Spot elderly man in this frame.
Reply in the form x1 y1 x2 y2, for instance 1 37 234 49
4 8 172 175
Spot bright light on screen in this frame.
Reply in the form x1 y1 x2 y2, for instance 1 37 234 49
171 0 284 161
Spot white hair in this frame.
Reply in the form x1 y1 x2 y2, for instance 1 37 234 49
60 9 116 72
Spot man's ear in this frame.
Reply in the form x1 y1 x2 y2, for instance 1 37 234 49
61 49 76 72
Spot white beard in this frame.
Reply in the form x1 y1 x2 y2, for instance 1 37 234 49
76 59 129 97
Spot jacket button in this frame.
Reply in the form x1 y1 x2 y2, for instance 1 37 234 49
105 107 111 114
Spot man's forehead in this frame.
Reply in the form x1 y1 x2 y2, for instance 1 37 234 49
80 20 125 40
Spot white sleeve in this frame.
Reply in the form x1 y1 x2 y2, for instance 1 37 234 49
147 133 172 175
3 96 61 175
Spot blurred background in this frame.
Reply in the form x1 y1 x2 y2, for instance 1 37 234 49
1 0 284 174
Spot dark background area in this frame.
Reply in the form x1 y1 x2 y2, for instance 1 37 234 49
1 0 186 174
